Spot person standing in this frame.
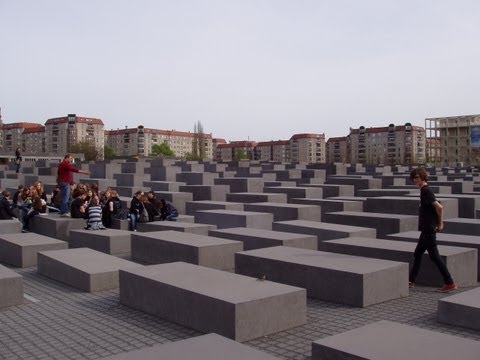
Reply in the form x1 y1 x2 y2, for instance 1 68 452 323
14 147 22 173
57 153 90 217
409 168 457 292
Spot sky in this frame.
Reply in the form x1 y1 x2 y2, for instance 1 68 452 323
1 1 479 142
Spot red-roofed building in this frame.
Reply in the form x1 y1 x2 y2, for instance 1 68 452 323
349 123 425 165
326 136 350 163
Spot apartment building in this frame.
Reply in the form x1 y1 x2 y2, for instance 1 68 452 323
212 138 227 161
349 123 425 165
256 140 290 162
105 126 213 158
0 122 44 154
425 114 480 166
216 141 258 161
289 133 326 163
326 136 350 164
45 115 104 156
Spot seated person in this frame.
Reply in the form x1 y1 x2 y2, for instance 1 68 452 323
159 198 178 221
0 191 17 220
141 194 155 222
70 189 87 218
22 196 43 233
86 197 106 230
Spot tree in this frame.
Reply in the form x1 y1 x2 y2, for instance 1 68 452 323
69 140 100 161
151 142 174 157
191 120 206 160
104 144 117 159
234 149 248 160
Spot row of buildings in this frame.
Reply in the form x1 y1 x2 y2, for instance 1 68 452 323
1 113 479 166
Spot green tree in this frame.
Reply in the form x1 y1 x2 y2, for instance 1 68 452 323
104 144 117 159
69 140 100 161
151 142 174 157
191 120 206 160
234 149 248 160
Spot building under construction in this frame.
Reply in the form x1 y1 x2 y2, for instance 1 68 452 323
425 114 480 166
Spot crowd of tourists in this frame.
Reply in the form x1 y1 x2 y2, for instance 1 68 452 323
0 181 179 232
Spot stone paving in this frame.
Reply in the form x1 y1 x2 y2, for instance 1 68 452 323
1 265 479 360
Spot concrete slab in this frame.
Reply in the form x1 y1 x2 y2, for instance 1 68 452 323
244 202 321 222
38 248 142 292
318 237 477 287
311 320 480 360
69 229 132 255
195 209 274 230
209 227 317 250
101 333 281 360
263 186 323 201
0 233 67 267
322 211 418 237
137 221 216 236
438 287 480 331
0 264 23 309
119 262 306 342
226 192 287 203
273 220 376 246
214 177 265 193
179 185 230 201
0 219 22 234
290 198 363 215
131 231 243 270
235 246 408 307
185 200 244 216
30 214 86 241
385 231 480 279
365 196 458 219
443 218 480 236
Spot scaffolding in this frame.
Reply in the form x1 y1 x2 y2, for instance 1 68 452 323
425 115 480 166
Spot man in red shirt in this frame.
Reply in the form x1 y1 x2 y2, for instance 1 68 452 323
57 153 90 217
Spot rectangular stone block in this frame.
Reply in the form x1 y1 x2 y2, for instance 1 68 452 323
385 231 480 280
131 231 242 271
214 177 265 193
176 171 217 185
443 218 480 236
364 196 453 216
438 287 480 331
263 186 322 201
38 248 142 292
0 233 67 267
273 220 376 246
30 214 86 241
195 209 274 230
0 219 22 234
101 333 281 360
185 200 244 216
143 180 185 192
326 176 381 195
236 246 408 307
69 229 132 255
290 198 363 215
226 192 287 203
154 191 193 215
119 262 306 342
209 227 317 250
137 221 216 236
318 237 477 287
179 185 230 201
322 211 418 237
311 320 480 360
304 184 354 197
244 202 321 222
0 264 23 309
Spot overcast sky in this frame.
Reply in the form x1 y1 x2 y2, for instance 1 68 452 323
1 0 479 142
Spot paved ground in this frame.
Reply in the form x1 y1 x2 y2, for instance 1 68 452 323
1 266 479 360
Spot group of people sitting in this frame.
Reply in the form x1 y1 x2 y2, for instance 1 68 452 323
0 181 49 232
0 180 178 232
